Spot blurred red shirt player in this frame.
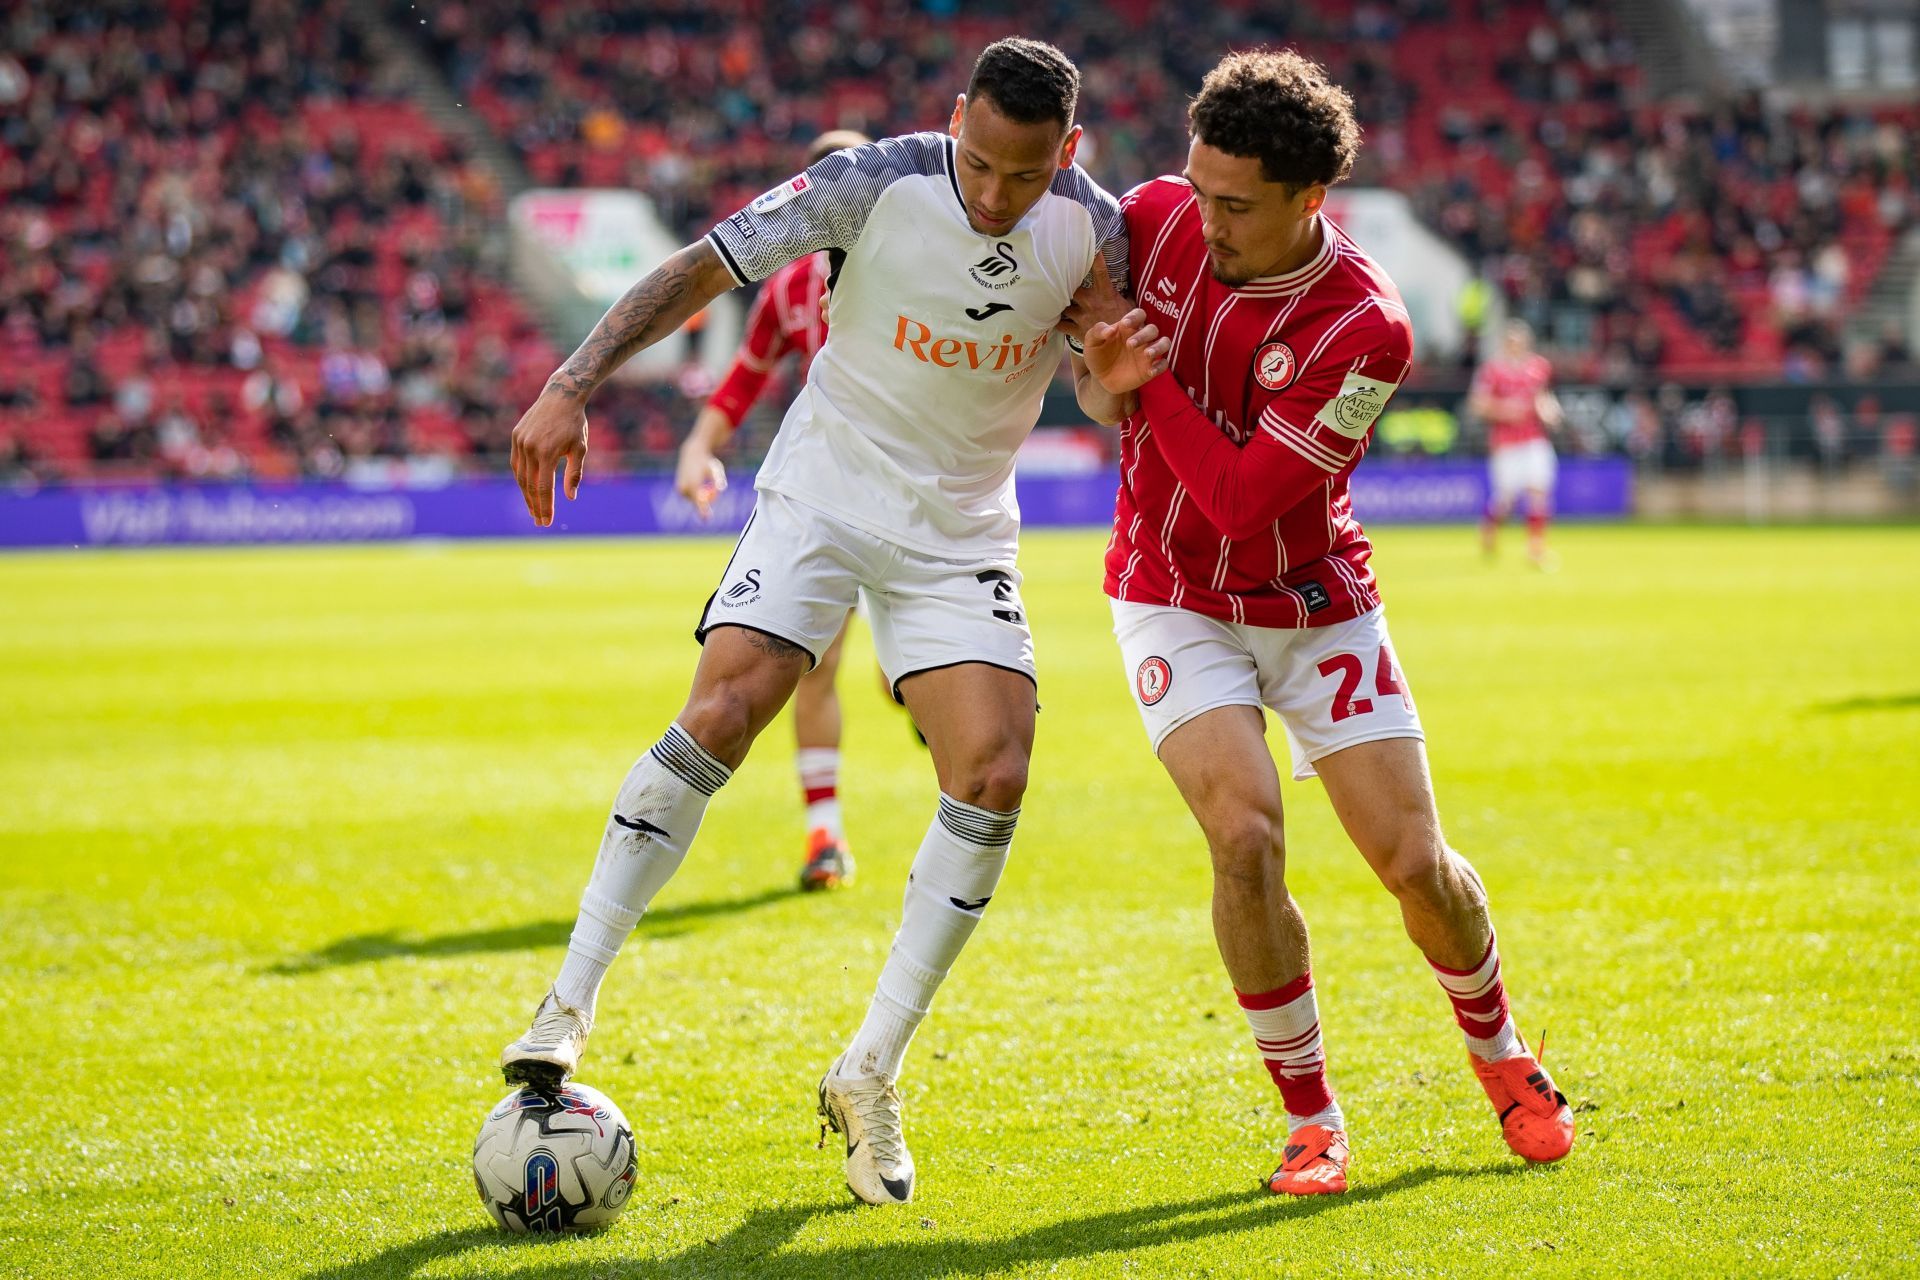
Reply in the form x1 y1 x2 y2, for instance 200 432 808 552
1468 320 1562 566
1068 50 1574 1197
674 129 870 893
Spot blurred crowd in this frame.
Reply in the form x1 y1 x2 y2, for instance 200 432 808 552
1 0 1916 484
0 0 576 483
411 0 1917 388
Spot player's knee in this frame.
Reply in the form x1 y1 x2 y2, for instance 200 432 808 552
949 743 1029 812
678 683 763 763
1377 834 1454 908
1207 811 1285 891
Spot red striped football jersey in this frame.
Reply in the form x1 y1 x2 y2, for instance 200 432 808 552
1104 177 1415 628
707 252 830 427
1471 353 1554 450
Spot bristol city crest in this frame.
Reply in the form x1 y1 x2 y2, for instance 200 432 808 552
1255 341 1298 392
1136 656 1172 706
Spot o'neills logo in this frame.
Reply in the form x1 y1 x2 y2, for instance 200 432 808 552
894 316 1054 384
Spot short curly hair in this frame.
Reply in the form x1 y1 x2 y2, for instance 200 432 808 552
968 37 1080 130
1188 50 1361 191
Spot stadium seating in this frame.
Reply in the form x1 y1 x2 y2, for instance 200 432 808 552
408 0 1916 383
1 0 1914 480
0 0 562 480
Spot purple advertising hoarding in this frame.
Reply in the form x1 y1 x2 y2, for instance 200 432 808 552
0 459 1630 549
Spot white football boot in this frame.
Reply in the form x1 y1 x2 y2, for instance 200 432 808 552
500 988 592 1089
817 1054 916 1205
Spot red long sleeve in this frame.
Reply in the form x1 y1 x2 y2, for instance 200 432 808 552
1135 374 1353 540
706 284 794 428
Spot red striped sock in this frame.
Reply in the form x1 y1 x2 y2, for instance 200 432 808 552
1237 973 1340 1127
796 747 842 839
1429 932 1522 1060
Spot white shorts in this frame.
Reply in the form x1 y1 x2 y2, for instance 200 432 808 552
1490 438 1557 504
698 491 1036 700
1111 600 1423 780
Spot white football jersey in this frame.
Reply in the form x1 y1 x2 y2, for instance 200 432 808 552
706 132 1127 560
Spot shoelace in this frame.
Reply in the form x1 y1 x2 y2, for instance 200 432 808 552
528 995 588 1046
845 1078 908 1170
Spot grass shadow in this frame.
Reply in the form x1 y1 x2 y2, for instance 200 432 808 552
302 1162 1525 1279
1806 691 1920 714
268 886 802 975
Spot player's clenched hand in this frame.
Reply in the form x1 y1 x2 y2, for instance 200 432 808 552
509 389 589 527
1084 308 1172 395
674 438 727 520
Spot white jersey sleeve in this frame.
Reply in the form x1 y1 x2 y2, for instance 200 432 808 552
1050 162 1130 296
705 135 947 285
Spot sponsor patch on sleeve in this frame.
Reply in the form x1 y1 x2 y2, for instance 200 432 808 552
749 174 810 215
1315 371 1400 439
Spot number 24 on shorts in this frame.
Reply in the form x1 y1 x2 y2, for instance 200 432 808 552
1317 645 1411 722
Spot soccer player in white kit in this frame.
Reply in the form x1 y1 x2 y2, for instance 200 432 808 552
501 38 1128 1207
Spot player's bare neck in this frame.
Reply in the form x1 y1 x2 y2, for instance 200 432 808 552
1255 216 1324 283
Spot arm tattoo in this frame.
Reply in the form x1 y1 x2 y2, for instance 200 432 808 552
545 243 723 400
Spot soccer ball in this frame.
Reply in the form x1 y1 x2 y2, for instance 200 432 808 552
472 1083 638 1233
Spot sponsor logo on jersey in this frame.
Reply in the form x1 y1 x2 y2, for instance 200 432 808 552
1298 581 1331 613
750 174 810 214
1136 655 1172 706
728 211 756 239
1140 275 1184 317
893 316 1055 384
1255 341 1298 391
1316 371 1399 439
969 241 1022 290
719 568 762 608
1141 285 1182 320
965 301 1014 322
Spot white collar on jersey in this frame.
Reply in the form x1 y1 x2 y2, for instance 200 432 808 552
1235 215 1339 296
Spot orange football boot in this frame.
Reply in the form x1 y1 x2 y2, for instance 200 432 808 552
799 828 855 891
1471 1034 1574 1162
1267 1123 1349 1195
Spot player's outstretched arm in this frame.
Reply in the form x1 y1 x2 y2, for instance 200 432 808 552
511 240 739 526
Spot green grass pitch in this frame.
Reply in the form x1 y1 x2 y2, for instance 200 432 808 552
2 524 1916 1279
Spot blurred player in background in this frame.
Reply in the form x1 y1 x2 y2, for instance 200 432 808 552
1069 50 1574 1196
1470 320 1563 567
675 129 871 893
501 38 1129 1207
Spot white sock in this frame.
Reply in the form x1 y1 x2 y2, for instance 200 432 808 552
796 747 843 840
1429 933 1524 1061
840 794 1016 1080
1291 1102 1346 1134
552 723 731 1016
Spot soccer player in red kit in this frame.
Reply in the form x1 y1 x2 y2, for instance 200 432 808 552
676 130 871 890
1470 319 1563 567
1067 50 1574 1195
